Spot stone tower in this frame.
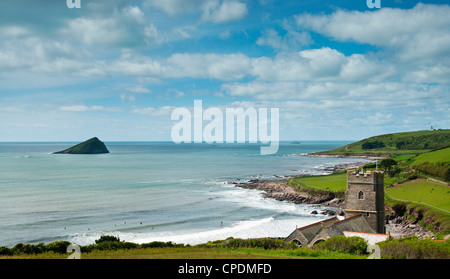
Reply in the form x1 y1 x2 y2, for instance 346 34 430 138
344 170 385 233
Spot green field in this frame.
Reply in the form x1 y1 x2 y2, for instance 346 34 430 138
289 172 347 192
386 180 450 213
411 147 450 165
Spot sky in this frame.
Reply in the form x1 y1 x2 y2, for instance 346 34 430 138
0 0 449 142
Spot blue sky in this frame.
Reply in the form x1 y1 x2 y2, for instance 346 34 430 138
0 0 449 141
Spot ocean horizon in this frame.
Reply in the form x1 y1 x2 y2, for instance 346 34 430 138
0 141 370 248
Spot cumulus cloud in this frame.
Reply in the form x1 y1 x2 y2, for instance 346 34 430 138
145 0 248 23
0 28 107 78
295 3 450 63
63 5 158 47
60 105 122 112
201 0 248 23
144 0 206 16
114 52 252 81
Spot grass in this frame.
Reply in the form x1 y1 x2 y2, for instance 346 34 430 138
411 147 450 165
314 129 450 157
386 179 450 213
3 236 447 259
0 237 366 259
289 172 347 192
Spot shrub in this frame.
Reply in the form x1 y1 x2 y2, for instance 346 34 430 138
314 236 368 255
362 141 385 150
378 237 450 259
0 246 12 256
140 241 184 248
95 235 121 244
414 162 450 181
45 241 72 254
201 237 297 250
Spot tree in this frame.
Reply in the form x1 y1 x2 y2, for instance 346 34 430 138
380 159 397 172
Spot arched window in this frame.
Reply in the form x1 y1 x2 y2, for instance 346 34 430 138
358 191 364 200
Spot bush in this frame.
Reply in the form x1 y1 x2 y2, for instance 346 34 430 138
45 241 72 254
362 141 385 150
201 237 297 250
314 236 368 255
0 246 12 256
95 235 121 244
378 237 450 259
407 174 418 180
11 243 47 255
91 236 139 251
415 162 450 181
94 241 139 251
140 241 184 248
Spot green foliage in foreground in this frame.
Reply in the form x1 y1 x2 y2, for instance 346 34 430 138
198 237 298 250
1 235 448 259
313 236 368 255
377 236 450 259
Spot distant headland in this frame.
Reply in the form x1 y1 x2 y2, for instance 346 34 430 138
53 137 109 154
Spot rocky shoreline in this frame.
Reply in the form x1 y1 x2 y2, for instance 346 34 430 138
230 179 345 210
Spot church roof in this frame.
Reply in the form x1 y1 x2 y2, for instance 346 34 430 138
288 214 376 246
295 216 339 241
325 214 375 237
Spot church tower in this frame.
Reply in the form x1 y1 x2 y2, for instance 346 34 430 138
344 170 385 233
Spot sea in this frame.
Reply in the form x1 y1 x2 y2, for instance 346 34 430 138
0 141 370 248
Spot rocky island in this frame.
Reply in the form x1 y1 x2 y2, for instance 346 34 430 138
53 137 109 154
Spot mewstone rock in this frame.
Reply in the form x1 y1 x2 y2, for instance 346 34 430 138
53 137 109 154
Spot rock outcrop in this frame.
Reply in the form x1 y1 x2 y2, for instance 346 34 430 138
231 179 344 208
53 137 109 154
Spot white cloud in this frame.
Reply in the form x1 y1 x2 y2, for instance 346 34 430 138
63 6 157 47
221 80 448 112
145 0 247 23
295 3 450 63
114 52 252 81
250 47 391 83
256 23 312 52
113 47 392 84
126 86 152 94
60 105 122 112
201 0 248 23
144 0 206 16
131 106 176 116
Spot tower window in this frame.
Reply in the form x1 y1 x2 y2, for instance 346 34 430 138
358 191 364 200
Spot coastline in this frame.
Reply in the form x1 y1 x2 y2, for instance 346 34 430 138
295 153 387 160
229 160 371 213
229 158 436 239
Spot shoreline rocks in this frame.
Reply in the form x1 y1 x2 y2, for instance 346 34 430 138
230 179 345 214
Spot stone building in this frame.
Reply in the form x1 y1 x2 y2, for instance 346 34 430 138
285 170 387 246
344 169 385 233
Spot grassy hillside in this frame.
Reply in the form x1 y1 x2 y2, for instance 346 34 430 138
411 147 450 165
385 180 450 212
410 147 450 182
314 129 450 157
290 140 450 235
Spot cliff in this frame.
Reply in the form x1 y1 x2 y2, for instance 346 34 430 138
53 137 109 154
